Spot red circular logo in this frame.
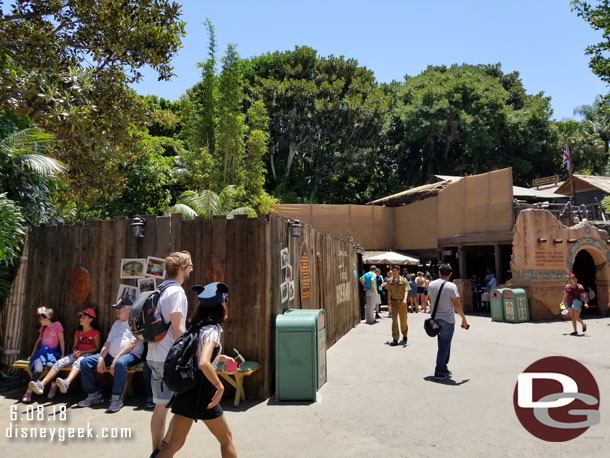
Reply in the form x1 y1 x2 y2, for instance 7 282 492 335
513 356 600 442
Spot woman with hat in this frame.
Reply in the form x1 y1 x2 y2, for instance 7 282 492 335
157 282 237 458
562 273 589 335
22 307 65 402
28 307 100 399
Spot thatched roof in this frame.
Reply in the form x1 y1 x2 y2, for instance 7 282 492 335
367 181 451 207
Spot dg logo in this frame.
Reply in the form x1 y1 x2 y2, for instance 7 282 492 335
513 356 600 441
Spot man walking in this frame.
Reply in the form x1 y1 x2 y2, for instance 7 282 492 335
385 265 410 346
147 251 193 454
360 265 379 324
427 264 469 380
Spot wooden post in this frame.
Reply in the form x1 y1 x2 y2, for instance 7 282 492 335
458 244 466 278
495 243 502 284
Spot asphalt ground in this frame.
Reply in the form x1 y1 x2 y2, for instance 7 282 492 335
1 311 609 457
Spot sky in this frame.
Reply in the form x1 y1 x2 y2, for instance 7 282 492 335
131 0 607 120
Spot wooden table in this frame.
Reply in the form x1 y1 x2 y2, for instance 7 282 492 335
215 361 260 407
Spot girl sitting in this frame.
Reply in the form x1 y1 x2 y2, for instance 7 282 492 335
22 307 64 403
28 307 100 398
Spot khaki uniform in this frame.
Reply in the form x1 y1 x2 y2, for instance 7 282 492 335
386 276 410 341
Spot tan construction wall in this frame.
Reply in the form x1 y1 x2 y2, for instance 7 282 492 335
394 197 438 250
437 168 514 239
275 169 515 251
274 204 395 250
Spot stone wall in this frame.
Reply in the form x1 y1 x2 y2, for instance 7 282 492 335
510 209 610 320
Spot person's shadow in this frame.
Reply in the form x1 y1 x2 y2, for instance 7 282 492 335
423 376 470 386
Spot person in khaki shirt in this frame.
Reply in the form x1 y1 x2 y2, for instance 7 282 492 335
386 265 410 346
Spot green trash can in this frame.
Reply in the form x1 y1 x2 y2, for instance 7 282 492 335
503 289 530 323
275 309 326 401
490 289 507 322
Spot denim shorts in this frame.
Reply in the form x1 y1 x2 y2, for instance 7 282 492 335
570 299 583 310
147 359 174 405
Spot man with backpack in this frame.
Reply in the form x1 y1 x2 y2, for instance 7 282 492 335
146 251 193 453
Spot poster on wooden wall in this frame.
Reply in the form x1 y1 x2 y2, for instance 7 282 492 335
284 265 293 282
280 247 289 269
145 256 166 279
289 281 295 301
120 258 146 279
280 282 289 303
116 284 138 304
299 241 312 308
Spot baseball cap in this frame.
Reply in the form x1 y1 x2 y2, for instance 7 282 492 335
111 297 133 308
78 307 97 318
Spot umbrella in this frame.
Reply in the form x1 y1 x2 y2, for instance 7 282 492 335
363 251 419 266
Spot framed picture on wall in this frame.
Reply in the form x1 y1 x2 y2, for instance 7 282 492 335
281 281 289 303
284 265 293 283
120 258 146 279
137 277 156 294
289 281 295 301
280 248 289 269
145 256 166 279
116 284 138 304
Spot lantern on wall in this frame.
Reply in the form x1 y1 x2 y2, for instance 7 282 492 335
131 216 146 238
290 219 303 238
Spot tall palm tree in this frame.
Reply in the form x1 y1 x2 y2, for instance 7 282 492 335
574 96 610 155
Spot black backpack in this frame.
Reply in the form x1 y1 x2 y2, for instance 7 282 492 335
163 323 219 394
129 280 178 343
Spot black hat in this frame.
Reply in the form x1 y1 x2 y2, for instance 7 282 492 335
192 282 229 308
112 297 133 308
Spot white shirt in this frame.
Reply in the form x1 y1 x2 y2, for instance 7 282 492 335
106 320 144 358
146 284 187 362
197 324 223 367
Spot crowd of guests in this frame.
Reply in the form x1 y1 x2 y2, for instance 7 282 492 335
21 251 238 458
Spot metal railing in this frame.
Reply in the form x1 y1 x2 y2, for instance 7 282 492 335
513 199 610 227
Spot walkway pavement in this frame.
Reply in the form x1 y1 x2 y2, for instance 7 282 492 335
1 312 609 457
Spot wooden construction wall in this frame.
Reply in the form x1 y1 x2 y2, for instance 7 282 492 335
1 213 360 400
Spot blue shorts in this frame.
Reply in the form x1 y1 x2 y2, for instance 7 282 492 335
569 299 583 310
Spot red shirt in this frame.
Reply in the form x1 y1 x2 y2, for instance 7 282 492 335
565 284 584 305
75 328 100 352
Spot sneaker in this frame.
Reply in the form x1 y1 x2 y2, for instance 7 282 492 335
107 394 123 413
387 312 392 318
401 336 408 344
570 331 578 336
443 369 453 377
22 390 32 403
583 323 587 333
78 392 104 407
434 373 449 380
56 377 69 394
47 382 57 399
144 399 155 410
28 380 44 395
390 340 399 346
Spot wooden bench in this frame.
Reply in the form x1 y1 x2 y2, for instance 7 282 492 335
13 359 259 406
12 359 143 398
215 361 260 407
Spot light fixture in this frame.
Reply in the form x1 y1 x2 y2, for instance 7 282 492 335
537 238 547 243
567 239 577 243
553 238 563 243
131 216 146 238
289 219 302 238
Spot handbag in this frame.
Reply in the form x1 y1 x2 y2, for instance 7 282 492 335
424 280 447 337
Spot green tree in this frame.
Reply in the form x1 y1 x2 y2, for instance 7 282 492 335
572 1 610 83
167 185 256 219
0 193 23 300
243 46 392 203
0 0 185 207
554 119 605 174
0 121 65 226
393 63 557 186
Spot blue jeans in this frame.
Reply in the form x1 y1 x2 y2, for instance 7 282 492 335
435 319 455 376
80 353 141 396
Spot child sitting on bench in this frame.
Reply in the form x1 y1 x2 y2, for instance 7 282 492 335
22 307 65 403
28 307 101 398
